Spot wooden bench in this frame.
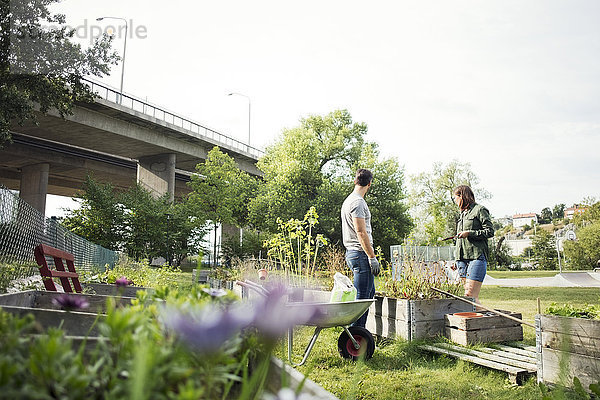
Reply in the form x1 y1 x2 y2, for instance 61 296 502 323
34 244 82 293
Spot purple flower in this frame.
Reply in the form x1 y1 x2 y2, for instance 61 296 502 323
115 276 131 288
202 288 228 298
160 304 254 352
251 283 321 338
52 294 89 311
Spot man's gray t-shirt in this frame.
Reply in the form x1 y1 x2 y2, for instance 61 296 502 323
341 192 372 251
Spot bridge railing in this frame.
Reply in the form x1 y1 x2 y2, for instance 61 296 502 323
82 78 264 159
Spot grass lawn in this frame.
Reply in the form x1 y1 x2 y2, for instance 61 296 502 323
274 287 599 399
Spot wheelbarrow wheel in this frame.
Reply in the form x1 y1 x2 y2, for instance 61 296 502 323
337 327 375 361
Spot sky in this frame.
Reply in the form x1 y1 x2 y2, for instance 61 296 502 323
46 0 600 219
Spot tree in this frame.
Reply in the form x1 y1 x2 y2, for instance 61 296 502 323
563 221 600 270
409 160 491 244
188 147 257 266
552 204 566 220
248 110 412 258
540 207 553 224
64 177 207 264
62 176 123 250
0 0 118 146
531 229 557 270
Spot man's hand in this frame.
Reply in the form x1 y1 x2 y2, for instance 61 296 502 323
369 257 380 276
457 231 470 239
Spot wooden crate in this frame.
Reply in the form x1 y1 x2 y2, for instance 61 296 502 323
536 314 600 392
445 310 523 345
366 296 473 340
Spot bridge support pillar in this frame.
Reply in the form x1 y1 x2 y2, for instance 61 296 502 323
19 163 50 215
137 154 176 202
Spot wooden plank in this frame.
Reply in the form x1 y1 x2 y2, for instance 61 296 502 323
371 297 410 320
434 343 537 372
542 331 600 358
366 314 410 340
541 347 600 391
38 244 75 261
420 344 531 385
496 344 537 358
445 325 523 346
411 298 474 322
445 312 522 331
477 348 536 364
539 314 600 339
0 305 102 336
0 291 36 308
412 319 446 340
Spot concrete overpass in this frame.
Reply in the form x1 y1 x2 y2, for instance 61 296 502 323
0 79 264 215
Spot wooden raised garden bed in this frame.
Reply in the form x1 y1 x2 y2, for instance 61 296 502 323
536 314 600 391
366 296 474 340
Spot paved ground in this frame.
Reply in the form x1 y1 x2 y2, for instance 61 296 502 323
483 272 600 287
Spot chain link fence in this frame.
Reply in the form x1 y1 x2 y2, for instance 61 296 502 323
1 185 118 291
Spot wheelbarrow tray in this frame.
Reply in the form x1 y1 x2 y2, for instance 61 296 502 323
287 299 374 328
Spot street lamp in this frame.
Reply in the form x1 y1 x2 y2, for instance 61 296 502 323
96 16 128 104
227 92 251 147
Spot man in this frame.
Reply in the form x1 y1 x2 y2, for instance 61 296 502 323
341 168 380 328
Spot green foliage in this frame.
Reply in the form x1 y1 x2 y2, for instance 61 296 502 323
264 206 328 281
62 176 124 250
84 257 193 290
553 204 566 220
488 237 513 269
221 229 266 261
0 0 119 146
563 221 600 270
545 302 599 320
409 159 491 245
250 109 412 257
532 229 558 270
0 281 276 399
63 176 207 264
188 147 258 264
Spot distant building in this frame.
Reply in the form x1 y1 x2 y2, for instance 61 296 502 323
495 216 513 227
512 213 538 228
564 204 588 219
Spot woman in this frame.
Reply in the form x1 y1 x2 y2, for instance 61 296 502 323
453 185 494 306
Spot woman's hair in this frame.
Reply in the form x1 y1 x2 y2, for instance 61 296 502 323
453 185 475 209
354 169 373 187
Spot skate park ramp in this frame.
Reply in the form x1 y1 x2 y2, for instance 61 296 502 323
483 272 600 287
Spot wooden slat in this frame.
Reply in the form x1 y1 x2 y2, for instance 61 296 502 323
495 344 536 358
541 347 600 391
411 298 474 322
477 348 536 364
539 314 600 339
38 244 75 261
420 344 531 385
542 331 600 358
434 343 537 372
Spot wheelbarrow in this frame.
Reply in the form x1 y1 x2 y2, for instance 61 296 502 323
236 280 375 366
286 298 376 366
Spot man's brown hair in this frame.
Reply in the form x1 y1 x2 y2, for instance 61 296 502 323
354 169 373 187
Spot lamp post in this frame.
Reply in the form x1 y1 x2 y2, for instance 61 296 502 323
227 92 251 147
96 16 128 104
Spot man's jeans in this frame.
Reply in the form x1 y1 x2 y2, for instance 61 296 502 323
345 249 375 328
